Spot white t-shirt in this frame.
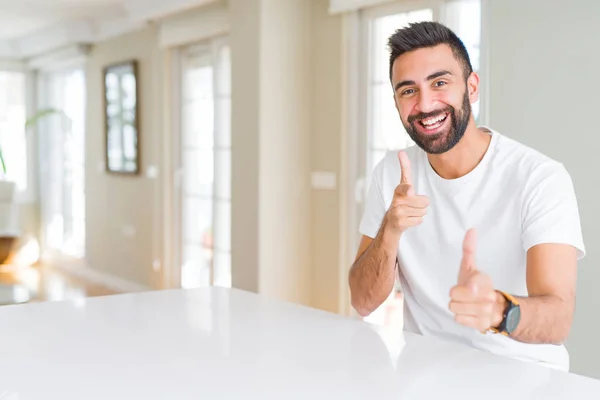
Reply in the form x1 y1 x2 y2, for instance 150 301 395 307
359 127 585 371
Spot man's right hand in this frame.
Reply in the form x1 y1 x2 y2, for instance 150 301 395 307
383 151 429 236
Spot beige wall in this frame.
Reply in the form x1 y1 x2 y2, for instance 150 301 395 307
229 0 261 294
258 0 312 305
230 0 315 307
85 26 165 289
309 0 343 313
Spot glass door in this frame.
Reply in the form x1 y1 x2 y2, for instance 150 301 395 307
178 37 231 289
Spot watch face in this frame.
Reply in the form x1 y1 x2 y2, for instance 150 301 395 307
505 306 521 333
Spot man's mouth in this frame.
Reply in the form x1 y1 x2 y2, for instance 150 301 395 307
417 112 450 133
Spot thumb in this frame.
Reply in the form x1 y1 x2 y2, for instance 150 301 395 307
398 150 414 196
458 228 477 283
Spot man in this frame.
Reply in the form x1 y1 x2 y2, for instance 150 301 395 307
348 21 585 371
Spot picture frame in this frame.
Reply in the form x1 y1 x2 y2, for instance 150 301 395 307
103 60 140 175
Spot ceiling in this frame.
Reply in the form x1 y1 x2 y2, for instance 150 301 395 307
0 0 216 59
0 0 124 40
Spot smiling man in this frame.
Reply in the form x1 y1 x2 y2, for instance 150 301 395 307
348 21 585 371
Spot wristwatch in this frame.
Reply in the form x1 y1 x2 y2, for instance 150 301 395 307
490 290 521 336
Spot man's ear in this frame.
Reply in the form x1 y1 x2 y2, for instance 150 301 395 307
467 71 480 104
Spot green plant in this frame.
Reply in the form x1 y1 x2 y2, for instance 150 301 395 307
0 108 68 176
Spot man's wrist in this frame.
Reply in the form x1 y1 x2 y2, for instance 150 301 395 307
379 215 402 246
491 290 507 329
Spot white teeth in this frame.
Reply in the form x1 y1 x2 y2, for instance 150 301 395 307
422 114 447 126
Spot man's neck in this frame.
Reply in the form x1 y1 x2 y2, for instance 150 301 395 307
427 120 491 180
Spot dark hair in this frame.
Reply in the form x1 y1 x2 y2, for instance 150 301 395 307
387 21 473 82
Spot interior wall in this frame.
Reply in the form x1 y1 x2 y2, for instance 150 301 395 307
309 0 343 313
230 0 313 306
85 26 165 289
258 0 312 305
229 0 261 294
487 0 600 378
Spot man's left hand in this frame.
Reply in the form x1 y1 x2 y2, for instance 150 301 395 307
449 228 506 333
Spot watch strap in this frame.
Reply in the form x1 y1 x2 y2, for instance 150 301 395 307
489 290 519 336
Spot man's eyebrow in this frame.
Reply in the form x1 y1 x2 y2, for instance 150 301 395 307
426 70 453 81
394 79 415 92
394 70 453 92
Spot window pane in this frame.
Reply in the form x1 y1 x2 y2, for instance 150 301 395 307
213 200 230 252
183 198 213 244
107 124 123 169
216 44 231 97
183 99 214 149
215 98 231 148
371 83 411 150
443 0 481 121
183 61 213 101
181 244 212 288
445 0 481 70
123 124 137 160
183 148 213 197
214 149 230 200
371 9 433 83
213 250 231 288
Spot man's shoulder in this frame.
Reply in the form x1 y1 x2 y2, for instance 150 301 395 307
492 129 566 176
491 128 572 192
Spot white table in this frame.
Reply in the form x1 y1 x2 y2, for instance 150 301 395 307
0 287 599 399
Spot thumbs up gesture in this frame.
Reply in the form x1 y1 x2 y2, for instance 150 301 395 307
449 229 503 332
383 151 429 237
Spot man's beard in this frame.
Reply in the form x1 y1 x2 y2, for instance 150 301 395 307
402 90 471 155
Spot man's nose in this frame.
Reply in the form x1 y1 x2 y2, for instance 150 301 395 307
415 89 436 114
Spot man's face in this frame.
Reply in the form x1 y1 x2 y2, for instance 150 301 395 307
391 44 479 154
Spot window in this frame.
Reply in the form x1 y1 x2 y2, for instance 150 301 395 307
178 37 231 289
38 69 86 258
0 71 27 191
356 0 482 325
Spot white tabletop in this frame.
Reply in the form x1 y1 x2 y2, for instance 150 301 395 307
0 287 599 399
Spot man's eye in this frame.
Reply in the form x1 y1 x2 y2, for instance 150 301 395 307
402 89 415 96
434 81 447 87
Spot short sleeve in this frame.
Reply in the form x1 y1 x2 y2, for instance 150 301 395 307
521 162 585 260
358 160 388 239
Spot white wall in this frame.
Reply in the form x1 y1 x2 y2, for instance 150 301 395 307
487 0 600 378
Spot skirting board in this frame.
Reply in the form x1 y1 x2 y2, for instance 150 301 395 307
52 260 152 294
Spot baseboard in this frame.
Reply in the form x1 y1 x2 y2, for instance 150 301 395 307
49 257 152 294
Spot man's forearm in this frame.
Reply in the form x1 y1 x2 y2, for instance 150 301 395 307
349 223 400 316
492 292 574 344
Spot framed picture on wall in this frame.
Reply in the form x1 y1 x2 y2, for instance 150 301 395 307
103 60 140 175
